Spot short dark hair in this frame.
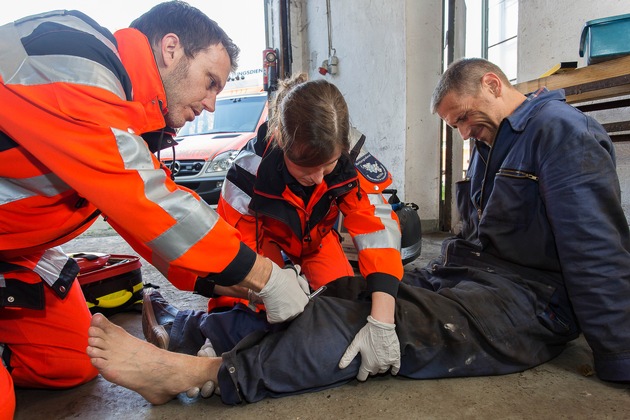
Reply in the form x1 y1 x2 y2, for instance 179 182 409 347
430 57 510 113
130 0 239 72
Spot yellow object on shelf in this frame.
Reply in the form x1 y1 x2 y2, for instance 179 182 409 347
539 61 578 78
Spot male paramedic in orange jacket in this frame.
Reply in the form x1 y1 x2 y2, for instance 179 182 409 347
0 2 309 417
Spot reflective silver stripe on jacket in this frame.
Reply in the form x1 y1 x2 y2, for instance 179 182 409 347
32 247 71 287
352 194 401 252
221 149 261 216
0 11 125 99
0 173 71 205
113 128 220 271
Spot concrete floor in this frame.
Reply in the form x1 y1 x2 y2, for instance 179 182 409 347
12 218 630 419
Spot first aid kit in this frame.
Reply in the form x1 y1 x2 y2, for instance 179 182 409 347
69 252 144 316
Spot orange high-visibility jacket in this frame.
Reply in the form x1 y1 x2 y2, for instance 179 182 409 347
0 10 255 307
218 123 403 297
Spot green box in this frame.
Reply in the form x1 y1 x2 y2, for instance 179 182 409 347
579 13 630 65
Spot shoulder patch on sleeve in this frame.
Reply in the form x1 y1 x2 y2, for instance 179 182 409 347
355 153 389 183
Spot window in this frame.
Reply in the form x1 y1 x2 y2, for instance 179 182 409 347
486 0 518 82
458 0 518 177
441 0 520 230
177 94 268 137
465 0 518 82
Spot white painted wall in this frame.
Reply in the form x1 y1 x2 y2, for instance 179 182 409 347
403 0 444 231
286 0 443 230
518 0 630 81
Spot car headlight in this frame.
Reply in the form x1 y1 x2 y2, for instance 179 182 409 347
206 150 240 173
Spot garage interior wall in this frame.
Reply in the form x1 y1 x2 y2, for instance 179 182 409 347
266 0 630 233
519 0 630 224
518 0 629 81
268 0 443 232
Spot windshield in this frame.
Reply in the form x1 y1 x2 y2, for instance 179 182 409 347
177 94 267 137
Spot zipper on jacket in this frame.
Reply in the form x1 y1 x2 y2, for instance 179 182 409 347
475 140 495 219
497 168 539 181
255 191 314 243
304 219 312 242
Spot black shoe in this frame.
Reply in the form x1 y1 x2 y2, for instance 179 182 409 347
142 287 179 349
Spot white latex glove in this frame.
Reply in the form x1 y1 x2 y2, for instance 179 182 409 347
253 263 310 323
338 315 401 381
185 339 217 399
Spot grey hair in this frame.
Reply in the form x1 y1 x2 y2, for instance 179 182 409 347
430 57 510 113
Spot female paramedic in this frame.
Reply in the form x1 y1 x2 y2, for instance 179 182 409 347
217 73 403 295
217 72 404 378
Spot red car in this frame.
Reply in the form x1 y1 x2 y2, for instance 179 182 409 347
158 88 268 205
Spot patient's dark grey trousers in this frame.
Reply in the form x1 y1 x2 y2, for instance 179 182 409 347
169 265 577 405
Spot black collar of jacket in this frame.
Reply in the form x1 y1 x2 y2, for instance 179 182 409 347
252 140 359 202
249 136 359 238
142 126 177 153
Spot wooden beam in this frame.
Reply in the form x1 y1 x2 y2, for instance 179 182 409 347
514 55 630 104
576 98 630 112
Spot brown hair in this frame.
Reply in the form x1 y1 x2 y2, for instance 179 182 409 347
268 73 350 167
130 0 240 72
430 57 511 113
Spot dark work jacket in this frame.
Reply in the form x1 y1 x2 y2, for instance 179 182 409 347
444 88 630 382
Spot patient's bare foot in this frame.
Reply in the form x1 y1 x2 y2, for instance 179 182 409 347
87 313 221 405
